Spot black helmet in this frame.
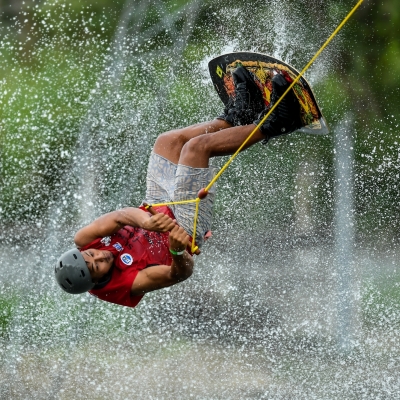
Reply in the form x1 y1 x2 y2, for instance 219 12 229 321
54 248 95 294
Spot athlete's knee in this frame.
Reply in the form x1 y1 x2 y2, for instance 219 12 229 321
181 135 210 159
154 129 187 149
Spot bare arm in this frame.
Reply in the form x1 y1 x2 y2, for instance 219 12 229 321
130 224 194 295
74 207 176 248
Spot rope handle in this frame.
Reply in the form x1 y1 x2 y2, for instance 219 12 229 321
143 202 157 216
143 203 200 255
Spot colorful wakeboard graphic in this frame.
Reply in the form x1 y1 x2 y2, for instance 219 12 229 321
209 52 329 135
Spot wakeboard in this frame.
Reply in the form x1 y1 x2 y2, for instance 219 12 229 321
209 52 329 135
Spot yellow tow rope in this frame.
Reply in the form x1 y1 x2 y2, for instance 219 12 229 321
146 0 364 254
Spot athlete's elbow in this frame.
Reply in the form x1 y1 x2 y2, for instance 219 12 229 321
176 269 193 283
183 266 193 281
172 264 193 283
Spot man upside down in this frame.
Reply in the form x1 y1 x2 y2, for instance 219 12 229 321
54 67 301 308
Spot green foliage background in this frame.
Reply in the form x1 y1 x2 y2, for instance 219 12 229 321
1 2 400 393
0 0 399 240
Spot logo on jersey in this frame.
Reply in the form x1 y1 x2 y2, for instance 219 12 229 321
100 236 111 246
120 253 133 265
113 242 123 252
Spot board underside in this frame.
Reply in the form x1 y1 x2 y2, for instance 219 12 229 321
209 52 329 135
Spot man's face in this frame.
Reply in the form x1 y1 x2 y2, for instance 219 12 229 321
81 249 114 282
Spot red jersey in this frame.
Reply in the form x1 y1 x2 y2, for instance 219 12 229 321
80 206 174 308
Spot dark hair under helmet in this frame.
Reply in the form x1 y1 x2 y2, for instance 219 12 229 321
54 248 95 294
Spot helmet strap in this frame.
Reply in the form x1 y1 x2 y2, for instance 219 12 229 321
92 267 113 290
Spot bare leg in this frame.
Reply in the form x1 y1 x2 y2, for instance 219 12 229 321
178 124 264 168
153 119 231 164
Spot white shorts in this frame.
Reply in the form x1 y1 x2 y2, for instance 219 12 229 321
145 152 217 247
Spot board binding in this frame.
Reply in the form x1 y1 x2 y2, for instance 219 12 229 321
209 52 329 135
